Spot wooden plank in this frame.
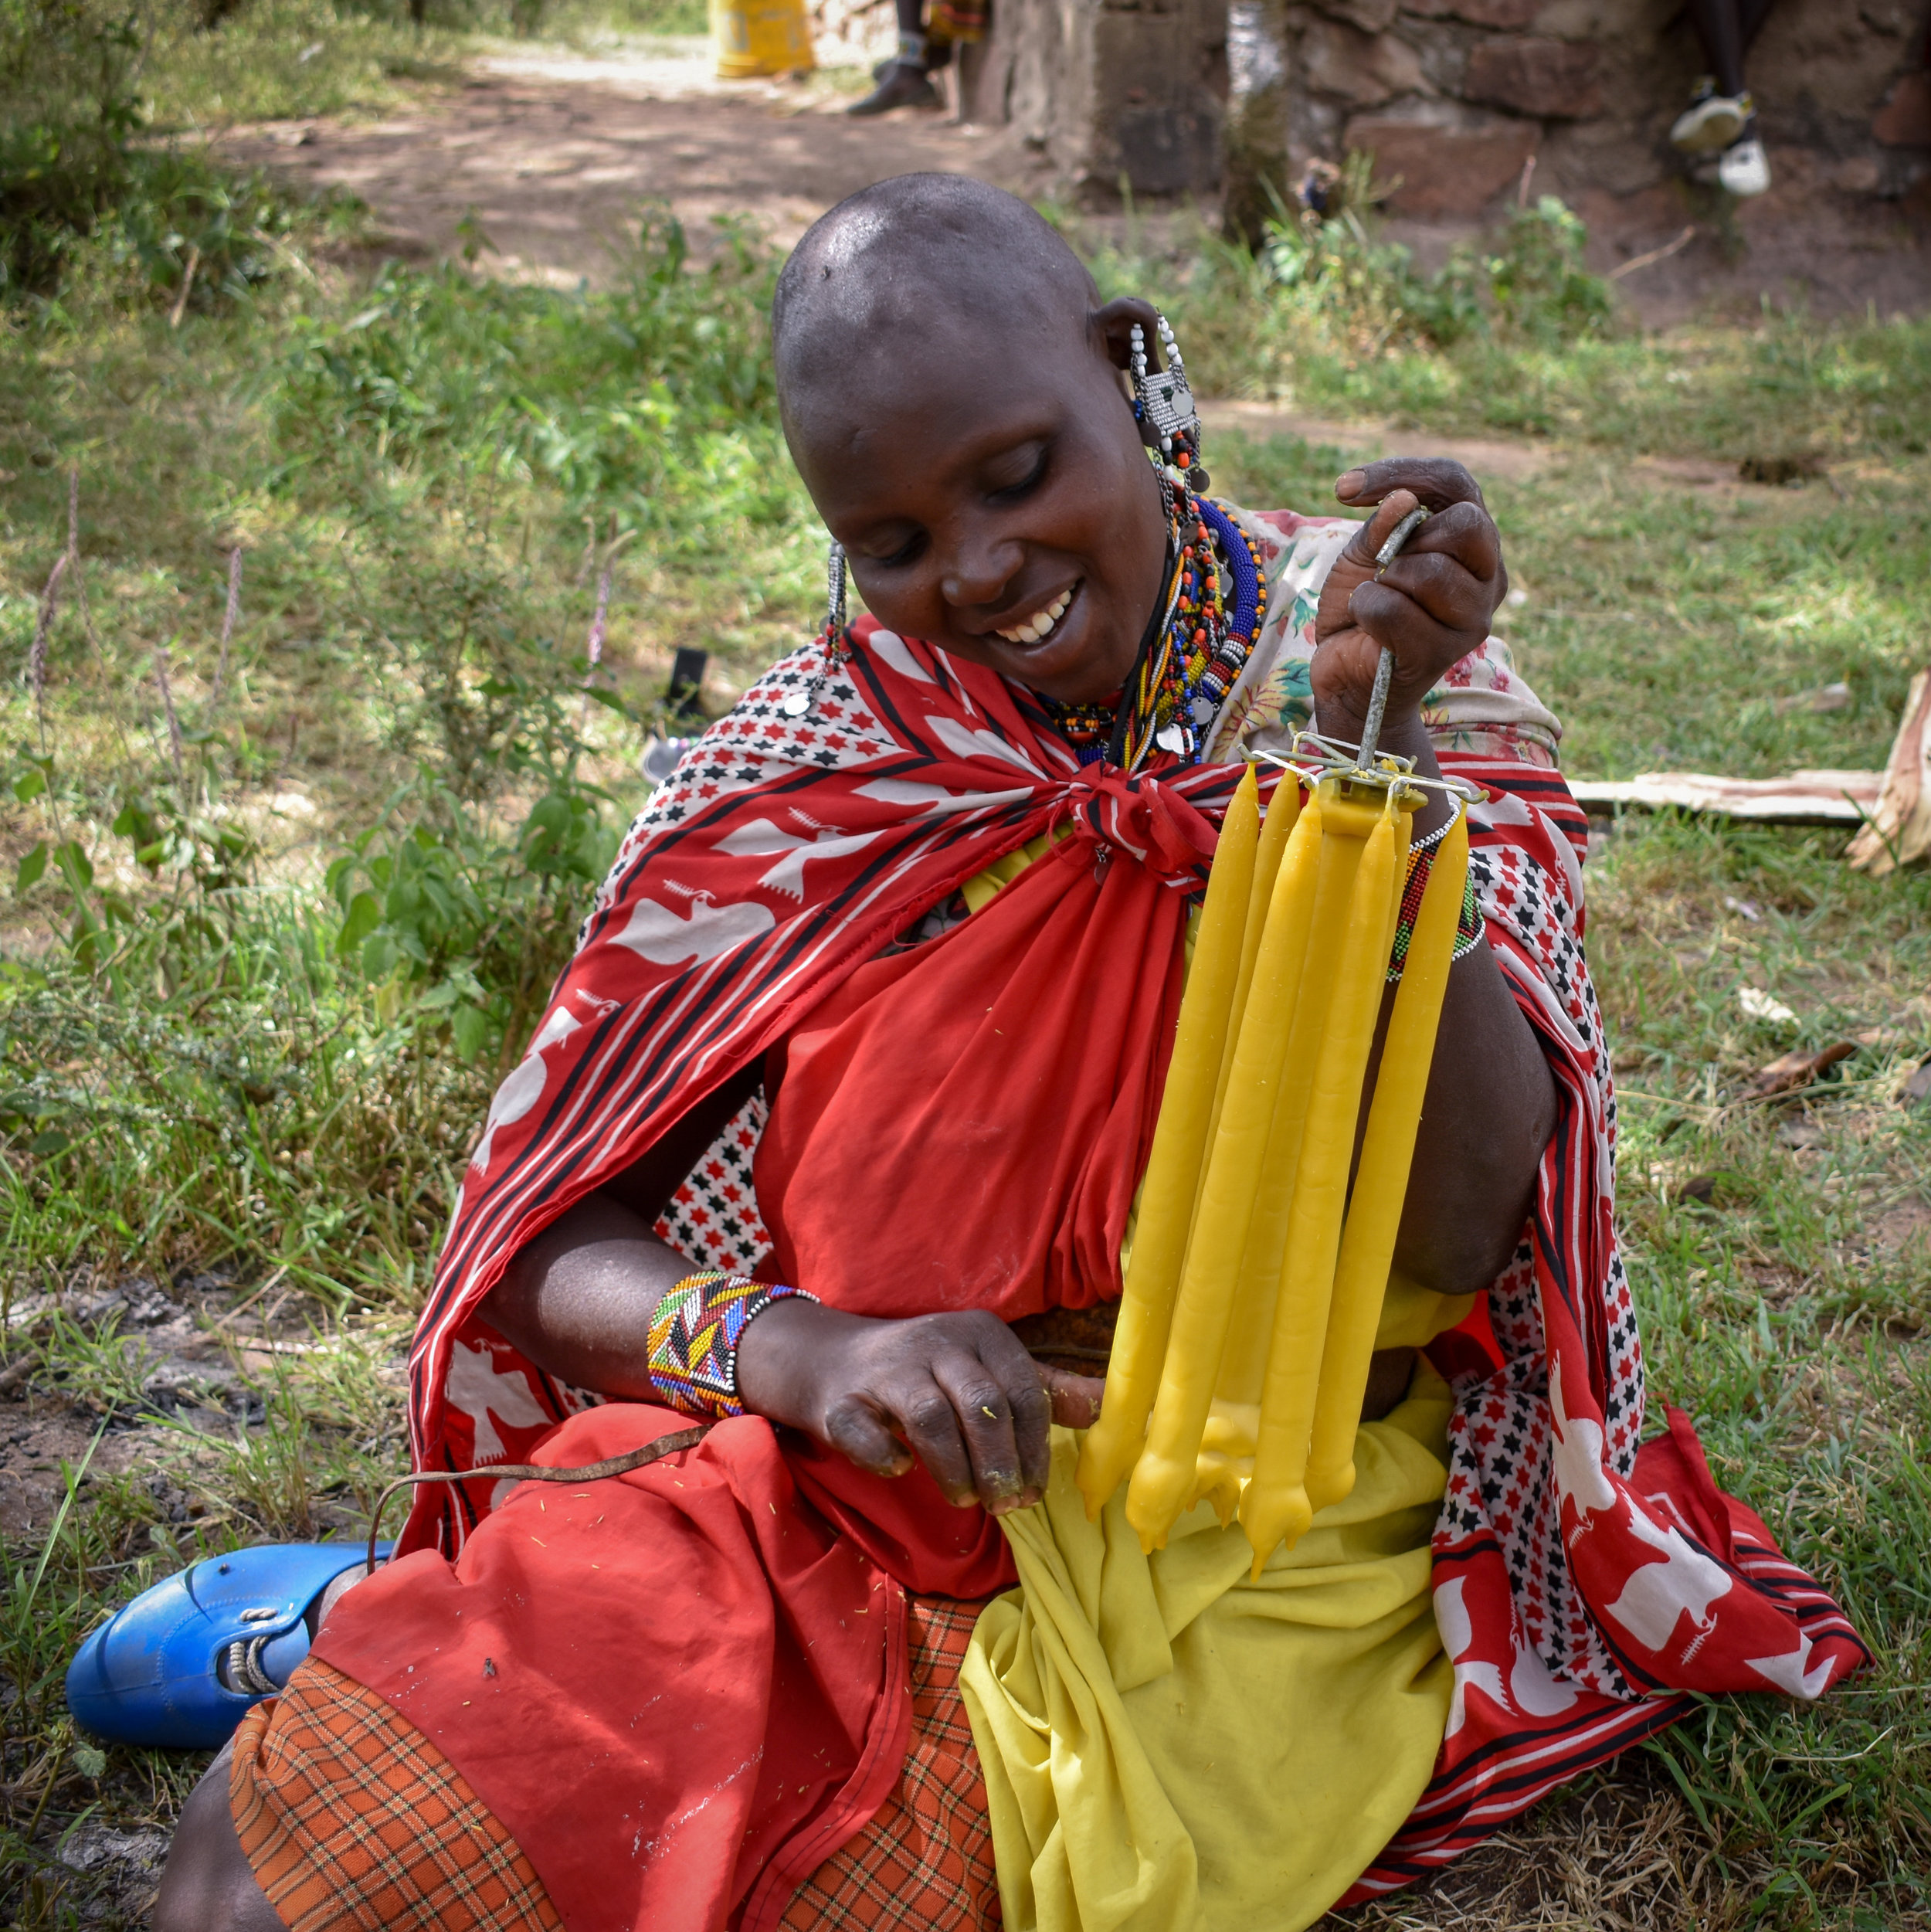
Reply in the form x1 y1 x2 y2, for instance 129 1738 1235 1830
1848 670 1931 875
1570 769 1882 825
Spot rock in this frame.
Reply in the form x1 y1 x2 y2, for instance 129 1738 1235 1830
57 1823 170 1879
1464 37 1601 119
1303 19 1427 106
1875 71 1931 147
1832 154 1882 192
1397 0 1539 23
1345 100 1540 215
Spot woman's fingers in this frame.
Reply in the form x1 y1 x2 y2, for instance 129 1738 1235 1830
1335 491 1421 571
1338 497 1499 598
891 1369 983 1505
1352 550 1496 643
1345 579 1478 671
928 1328 1053 1511
1037 1363 1105 1430
802 1310 1061 1514
1395 498 1503 588
1335 456 1488 514
1325 492 1503 682
987 1329 1056 1496
822 1394 915 1480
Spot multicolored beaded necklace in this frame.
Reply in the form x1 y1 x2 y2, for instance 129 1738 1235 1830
1044 480 1268 769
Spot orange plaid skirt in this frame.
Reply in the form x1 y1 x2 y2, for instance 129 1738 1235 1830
230 1595 1001 1932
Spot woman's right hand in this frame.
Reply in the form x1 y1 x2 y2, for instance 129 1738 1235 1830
737 1301 1101 1514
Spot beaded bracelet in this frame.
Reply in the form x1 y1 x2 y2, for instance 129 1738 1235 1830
646 1272 817 1421
1386 817 1483 985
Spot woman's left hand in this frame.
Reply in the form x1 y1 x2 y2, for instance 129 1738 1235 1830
1312 459 1508 741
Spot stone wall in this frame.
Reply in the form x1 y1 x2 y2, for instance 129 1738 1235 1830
953 0 1232 199
1222 0 1931 235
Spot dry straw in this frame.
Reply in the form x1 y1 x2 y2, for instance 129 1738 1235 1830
210 547 244 711
29 552 68 749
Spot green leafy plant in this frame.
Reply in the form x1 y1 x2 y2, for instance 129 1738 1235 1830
327 768 617 1068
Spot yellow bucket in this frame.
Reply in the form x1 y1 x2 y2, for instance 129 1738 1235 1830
711 0 815 78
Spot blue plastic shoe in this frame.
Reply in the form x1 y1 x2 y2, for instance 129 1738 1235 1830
67 1541 389 1750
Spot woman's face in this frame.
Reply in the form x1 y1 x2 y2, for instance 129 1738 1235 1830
784 304 1171 708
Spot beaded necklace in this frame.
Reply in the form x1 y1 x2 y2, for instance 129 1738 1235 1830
1044 481 1268 769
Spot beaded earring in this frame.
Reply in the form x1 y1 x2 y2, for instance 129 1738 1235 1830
1130 314 1209 491
780 538 852 718
823 538 848 646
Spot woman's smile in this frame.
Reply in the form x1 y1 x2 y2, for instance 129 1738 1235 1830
992 580 1080 647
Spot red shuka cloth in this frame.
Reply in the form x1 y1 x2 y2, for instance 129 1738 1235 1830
758 830 1190 1320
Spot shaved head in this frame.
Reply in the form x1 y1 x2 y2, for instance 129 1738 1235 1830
772 174 1098 436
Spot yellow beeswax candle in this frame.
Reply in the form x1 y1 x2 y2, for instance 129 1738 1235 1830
1125 786 1325 1550
1208 783 1373 1421
1240 789 1400 1574
1303 806 1468 1514
1076 765 1262 1519
1200 776 1302 1180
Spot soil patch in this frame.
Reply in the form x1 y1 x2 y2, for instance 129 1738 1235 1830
217 42 1049 283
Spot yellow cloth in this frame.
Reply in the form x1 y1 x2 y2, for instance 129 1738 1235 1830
1376 1272 1475 1350
959 1369 1454 1932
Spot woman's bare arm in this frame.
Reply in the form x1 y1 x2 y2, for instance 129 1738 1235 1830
480 1059 1088 1513
481 1060 763 1396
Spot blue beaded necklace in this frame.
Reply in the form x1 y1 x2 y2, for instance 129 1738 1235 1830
1046 482 1268 768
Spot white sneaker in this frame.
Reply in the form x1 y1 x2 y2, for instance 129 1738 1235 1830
1719 134 1770 197
1672 88 1750 154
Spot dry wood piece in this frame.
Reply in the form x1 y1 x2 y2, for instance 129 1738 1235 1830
1744 1041 1857 1102
1572 770 1882 823
1847 668 1931 876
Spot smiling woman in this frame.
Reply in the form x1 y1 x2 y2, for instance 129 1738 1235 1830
148 175 1865 1932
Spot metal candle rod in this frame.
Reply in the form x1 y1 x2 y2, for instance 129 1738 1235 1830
1354 505 1430 772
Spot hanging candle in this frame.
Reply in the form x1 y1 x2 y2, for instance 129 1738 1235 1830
1206 780 1377 1428
1125 783 1326 1550
1189 783 1346 1525
1302 808 1469 1515
1077 766 1261 1519
1199 775 1302 1206
1239 786 1401 1574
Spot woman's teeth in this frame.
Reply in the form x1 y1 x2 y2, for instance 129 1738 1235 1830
996 586 1074 646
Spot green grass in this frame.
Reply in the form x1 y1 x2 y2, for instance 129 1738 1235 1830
141 0 472 131
3 53 1929 1927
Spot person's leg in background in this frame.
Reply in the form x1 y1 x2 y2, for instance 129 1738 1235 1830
847 0 942 114
1685 0 1746 97
1672 0 1775 195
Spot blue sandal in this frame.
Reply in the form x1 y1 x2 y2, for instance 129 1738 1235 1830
67 1541 389 1750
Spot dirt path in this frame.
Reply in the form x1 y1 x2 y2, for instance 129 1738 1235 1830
218 42 1050 284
